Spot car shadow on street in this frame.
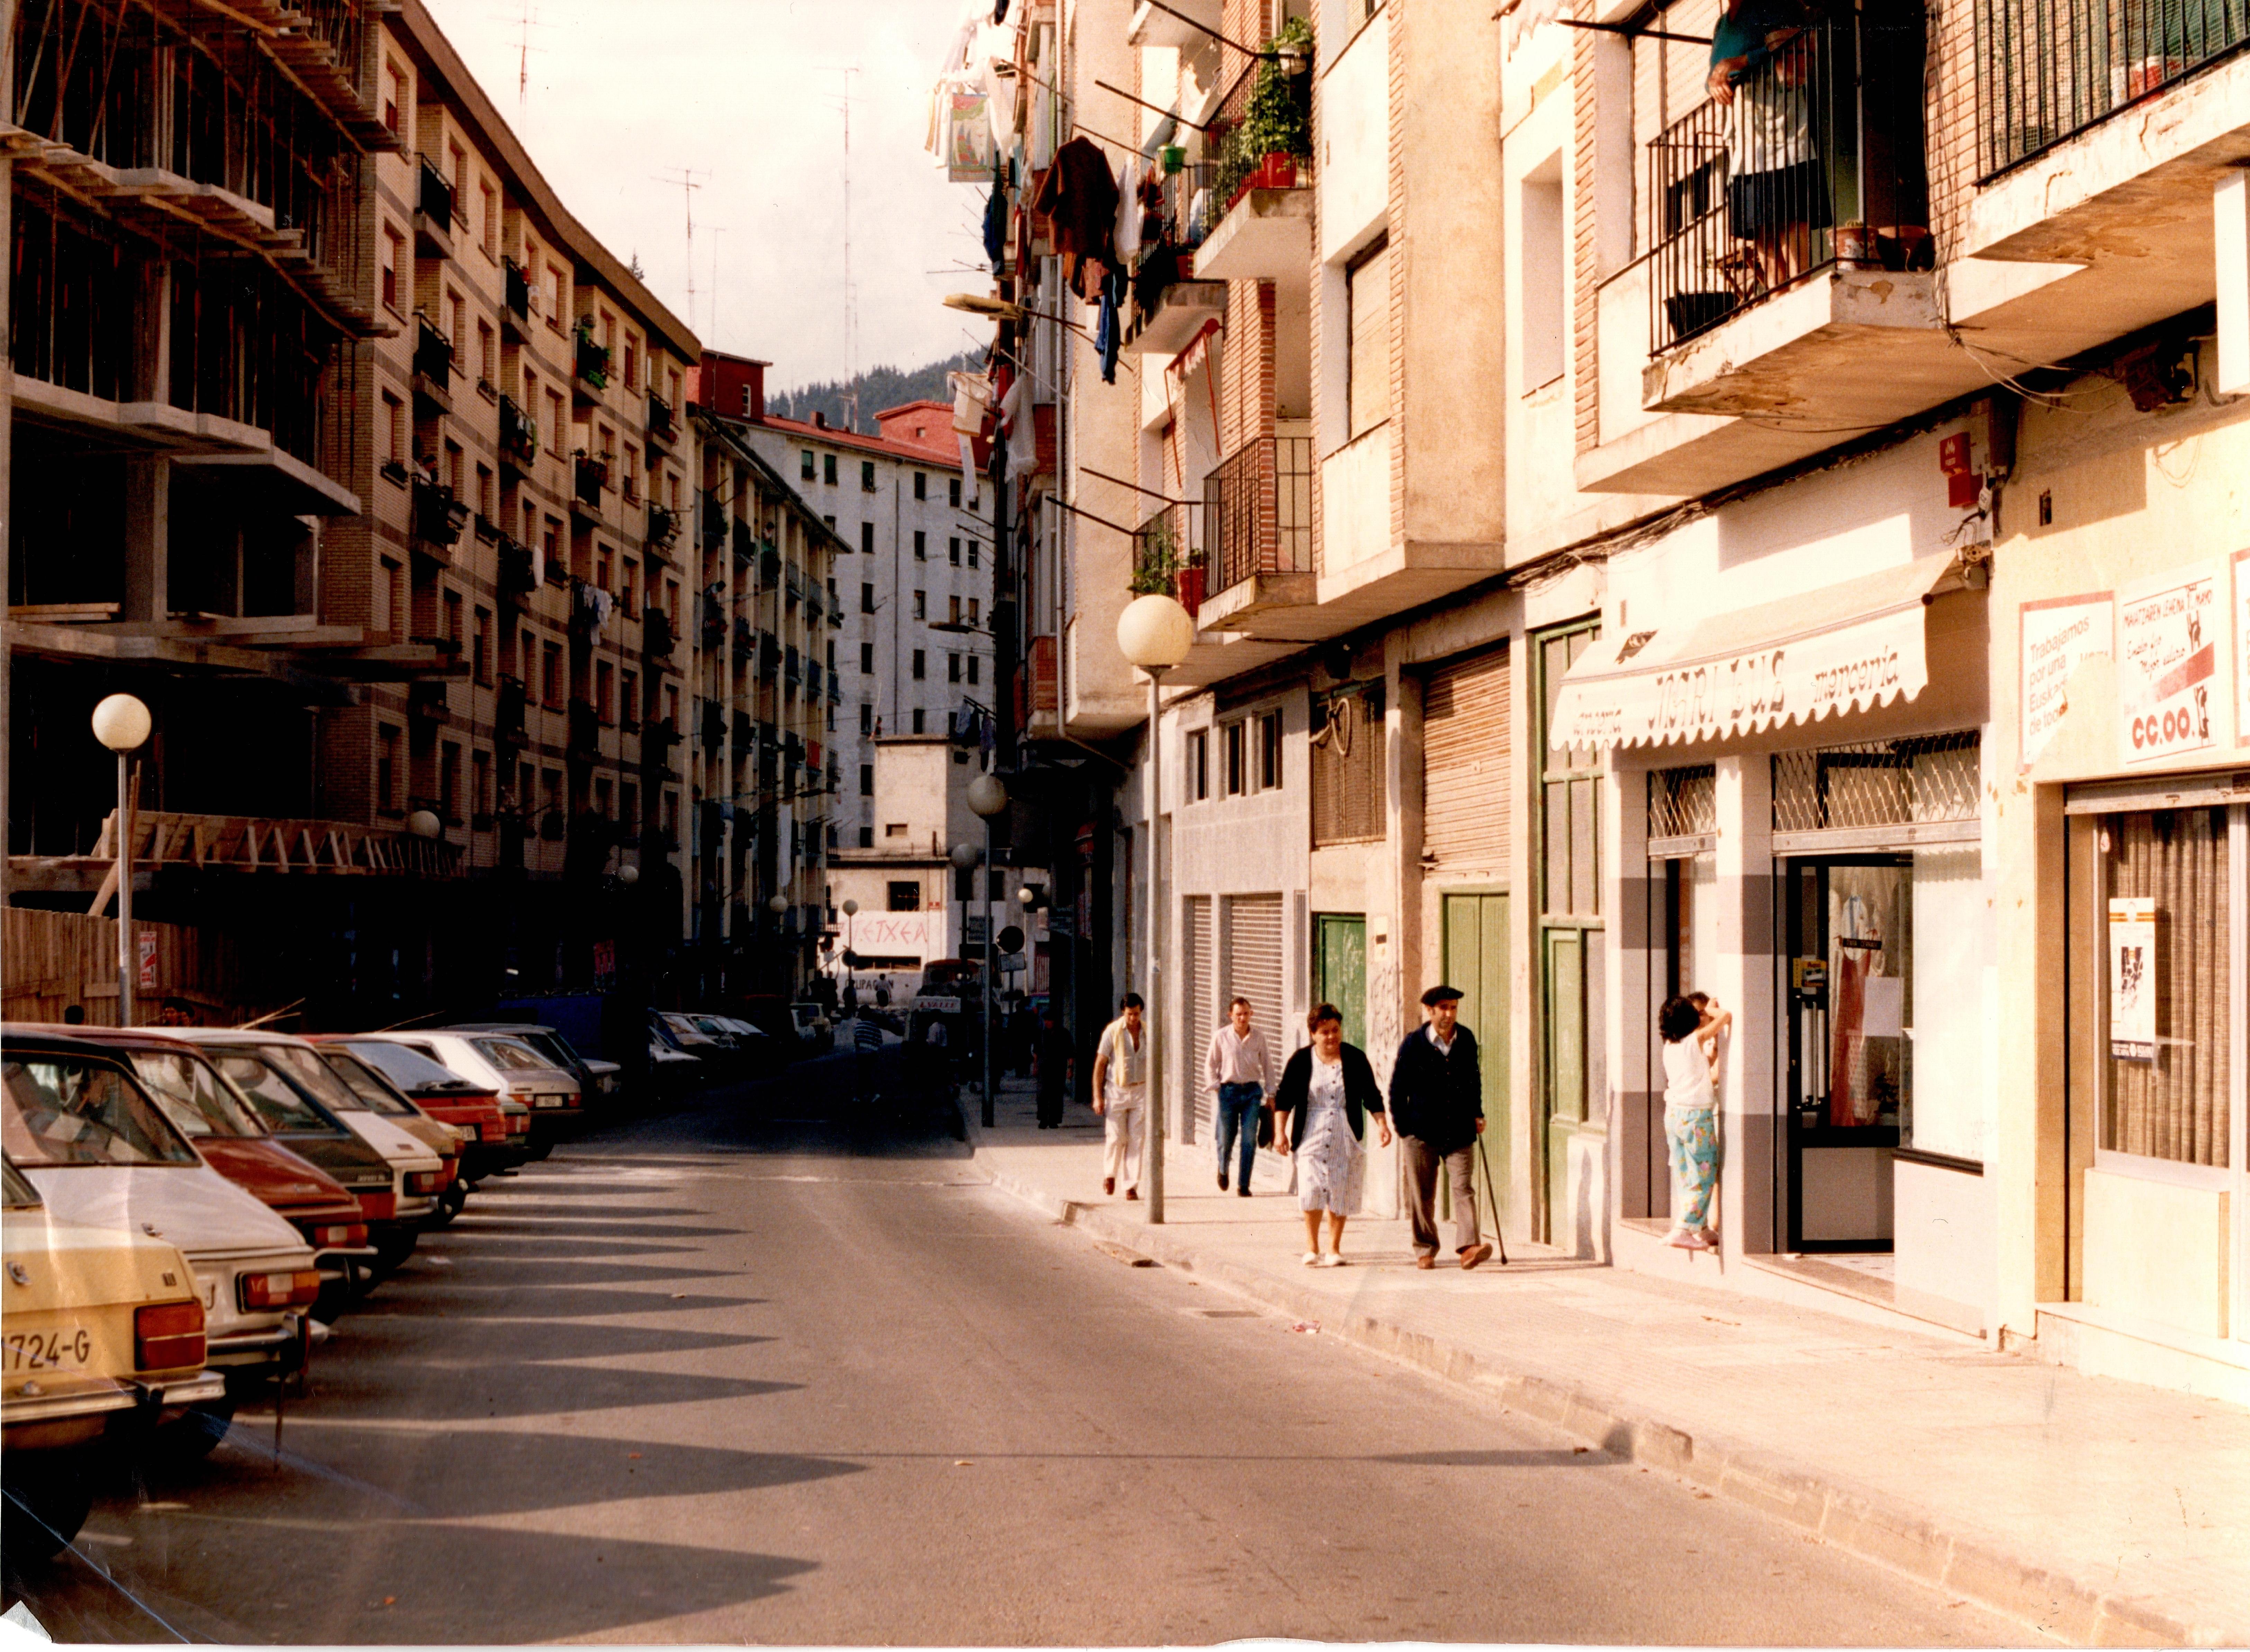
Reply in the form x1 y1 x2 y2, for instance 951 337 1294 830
298 1361 801 1421
321 1315 775 1367
344 1284 768 1320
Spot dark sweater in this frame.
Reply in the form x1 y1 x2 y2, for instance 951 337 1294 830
1388 1024 1483 1155
1276 1044 1387 1145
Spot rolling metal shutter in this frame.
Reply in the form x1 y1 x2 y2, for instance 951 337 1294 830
1183 895 1212 1139
1423 643 1511 873
1225 893 1284 1040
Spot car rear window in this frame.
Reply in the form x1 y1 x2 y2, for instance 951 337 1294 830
473 1038 548 1072
317 1050 418 1117
3 1056 203 1167
256 1044 367 1113
204 1050 336 1135
345 1040 472 1091
129 1049 265 1140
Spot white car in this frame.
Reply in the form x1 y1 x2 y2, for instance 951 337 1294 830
3 1036 320 1424
354 1031 581 1155
174 1031 444 1230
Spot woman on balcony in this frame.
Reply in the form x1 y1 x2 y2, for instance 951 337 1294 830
1708 0 1827 294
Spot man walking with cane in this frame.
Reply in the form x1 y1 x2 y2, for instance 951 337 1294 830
1389 985 1494 1271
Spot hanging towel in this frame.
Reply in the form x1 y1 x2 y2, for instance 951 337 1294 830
1113 156 1145 264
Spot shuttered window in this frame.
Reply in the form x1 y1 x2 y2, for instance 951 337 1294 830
1183 895 1213 1138
1347 237 1391 438
1423 643 1511 871
1225 894 1284 1038
1311 682 1386 845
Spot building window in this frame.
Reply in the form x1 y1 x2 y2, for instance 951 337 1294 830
861 582 875 614
595 660 614 723
947 536 959 565
858 826 874 848
861 522 875 554
915 532 928 560
802 450 816 480
860 764 874 797
968 655 980 687
377 725 401 813
859 702 873 733
861 642 875 673
1311 684 1384 844
1257 709 1283 791
480 181 498 256
913 471 927 499
624 335 639 392
594 777 613 820
968 598 980 627
948 594 962 626
473 606 492 683
621 782 638 827
620 669 639 726
948 653 962 684
913 591 927 620
824 453 838 486
967 539 979 569
861 460 876 491
1223 721 1246 796
472 749 491 823
383 59 405 133
912 708 926 733
1347 235 1392 439
441 741 462 823
381 227 403 312
1520 157 1566 391
382 392 404 465
888 880 920 912
949 477 962 508
543 641 564 707
478 321 496 383
1187 729 1210 802
911 649 927 680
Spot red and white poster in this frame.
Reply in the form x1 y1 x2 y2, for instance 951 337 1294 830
2116 563 2224 764
2019 592 2112 769
137 928 158 993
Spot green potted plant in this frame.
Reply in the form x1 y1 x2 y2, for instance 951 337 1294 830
1234 16 1313 199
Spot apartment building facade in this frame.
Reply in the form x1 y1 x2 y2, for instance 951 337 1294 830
948 0 2250 1400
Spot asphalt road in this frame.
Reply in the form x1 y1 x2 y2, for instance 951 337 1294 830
5 1073 2022 1644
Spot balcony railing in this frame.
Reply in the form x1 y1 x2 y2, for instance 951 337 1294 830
1645 13 1928 354
647 503 680 549
503 256 532 324
412 313 454 387
499 540 537 599
499 394 537 465
497 677 530 746
573 321 612 389
411 477 471 549
647 390 677 445
1199 435 1313 595
573 452 610 509
701 489 727 552
1205 42 1314 210
733 518 754 562
415 152 453 232
1977 0 2249 175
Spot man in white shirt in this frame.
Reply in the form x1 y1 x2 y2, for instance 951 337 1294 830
1203 995 1275 1196
1091 993 1147 1200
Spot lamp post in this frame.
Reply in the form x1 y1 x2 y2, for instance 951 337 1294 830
841 898 859 1003
966 772 1009 1128
1116 592 1194 1224
91 694 152 1028
948 839 981 1108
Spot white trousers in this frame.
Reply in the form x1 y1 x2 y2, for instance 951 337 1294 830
1103 1085 1146 1189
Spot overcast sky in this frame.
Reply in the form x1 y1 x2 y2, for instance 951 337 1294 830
424 0 989 392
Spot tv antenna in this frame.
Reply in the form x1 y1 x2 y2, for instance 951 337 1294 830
819 66 860 431
504 0 552 110
654 167 706 333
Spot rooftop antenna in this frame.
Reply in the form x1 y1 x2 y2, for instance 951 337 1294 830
506 0 552 110
654 167 706 334
819 66 860 431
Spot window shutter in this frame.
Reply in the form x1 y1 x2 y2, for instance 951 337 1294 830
1422 643 1511 872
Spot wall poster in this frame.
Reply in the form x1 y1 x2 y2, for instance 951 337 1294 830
2107 896 2157 1062
2019 593 2112 768
2115 563 2224 764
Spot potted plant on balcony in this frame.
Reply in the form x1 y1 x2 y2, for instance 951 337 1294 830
1228 16 1313 204
1132 517 1202 617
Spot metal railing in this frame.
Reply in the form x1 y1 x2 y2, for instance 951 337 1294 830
499 394 537 464
1645 12 1929 354
412 313 453 386
1978 0 2250 175
1199 436 1313 595
416 153 454 231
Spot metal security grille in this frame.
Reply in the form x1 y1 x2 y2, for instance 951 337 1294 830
1423 645 1511 871
1312 682 1386 845
1183 895 1212 1140
1771 732 1981 835
1224 894 1284 1042
1648 764 1717 844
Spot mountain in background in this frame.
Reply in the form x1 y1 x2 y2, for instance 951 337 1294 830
768 351 980 432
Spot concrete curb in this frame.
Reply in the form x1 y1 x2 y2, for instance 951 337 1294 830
966 1135 2233 1649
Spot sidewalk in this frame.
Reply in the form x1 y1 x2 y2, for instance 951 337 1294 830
964 1077 2248 1648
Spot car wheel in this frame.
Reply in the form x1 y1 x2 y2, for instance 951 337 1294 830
1 1453 97 1562
427 1180 469 1226
526 1139 553 1161
149 1399 236 1464
371 1230 419 1276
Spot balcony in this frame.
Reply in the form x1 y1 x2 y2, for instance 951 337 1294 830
407 680 451 725
647 389 677 448
573 321 612 397
807 659 824 696
496 677 529 747
645 607 677 664
1193 435 1314 628
499 393 538 470
701 700 727 749
413 153 453 254
572 452 610 513
701 490 727 552
1022 634 1060 738
1125 280 1228 358
567 699 601 758
1128 0 1219 48
1192 55 1314 289
499 540 537 602
411 313 454 406
647 502 680 550
701 593 726 648
502 256 533 337
410 476 471 554
732 518 755 564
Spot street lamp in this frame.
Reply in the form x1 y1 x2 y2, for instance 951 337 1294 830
91 694 152 1028
618 862 640 887
966 773 1009 1128
405 808 442 840
841 898 859 1004
1116 592 1194 1224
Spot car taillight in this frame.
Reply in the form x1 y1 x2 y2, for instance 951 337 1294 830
356 1190 396 1221
481 1122 504 1141
238 1270 324 1311
506 1115 528 1135
309 1222 368 1248
135 1300 206 1372
404 1169 445 1194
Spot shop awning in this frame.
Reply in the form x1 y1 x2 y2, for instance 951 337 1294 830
1548 553 1977 751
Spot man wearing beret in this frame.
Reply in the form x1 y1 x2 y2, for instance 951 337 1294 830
1388 985 1494 1270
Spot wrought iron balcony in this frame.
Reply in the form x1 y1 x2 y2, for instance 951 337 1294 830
1198 435 1312 596
415 152 453 234
572 451 609 510
573 320 611 390
568 699 602 758
499 392 538 467
496 677 529 746
503 256 532 327
411 476 471 550
412 313 454 389
701 489 727 552
1645 12 1928 354
647 502 680 549
499 540 537 600
647 389 677 445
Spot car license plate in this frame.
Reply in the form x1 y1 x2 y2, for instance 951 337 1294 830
5 1326 92 1372
533 1094 564 1109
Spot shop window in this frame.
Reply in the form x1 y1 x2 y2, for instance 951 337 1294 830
1312 685 1384 844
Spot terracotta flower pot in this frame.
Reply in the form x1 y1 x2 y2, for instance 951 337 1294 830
1173 567 1205 619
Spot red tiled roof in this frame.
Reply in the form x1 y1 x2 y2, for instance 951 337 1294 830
754 412 956 464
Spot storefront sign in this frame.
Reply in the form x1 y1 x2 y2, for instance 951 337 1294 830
2106 896 2157 1061
2019 593 2112 769
2116 563 2223 764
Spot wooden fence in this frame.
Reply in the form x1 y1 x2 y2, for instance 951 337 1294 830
2 907 258 1028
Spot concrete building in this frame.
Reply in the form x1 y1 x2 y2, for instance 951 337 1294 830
941 0 2250 1401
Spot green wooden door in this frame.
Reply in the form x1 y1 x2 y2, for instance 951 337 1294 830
1316 914 1367 1051
1444 891 1511 1230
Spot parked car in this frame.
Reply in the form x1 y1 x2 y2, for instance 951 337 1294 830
446 1021 619 1111
2 1032 320 1457
307 1045 470 1223
67 1028 373 1266
354 1031 579 1155
2 1158 224 1558
647 1034 704 1101
789 1002 834 1053
173 1031 444 1275
311 1037 515 1183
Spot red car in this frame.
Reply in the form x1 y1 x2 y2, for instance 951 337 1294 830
64 1028 372 1263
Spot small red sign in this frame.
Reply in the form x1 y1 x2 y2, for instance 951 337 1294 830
1948 471 1982 509
137 929 158 992
1939 432 1972 476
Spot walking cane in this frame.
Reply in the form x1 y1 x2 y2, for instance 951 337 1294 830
1474 1133 1510 1265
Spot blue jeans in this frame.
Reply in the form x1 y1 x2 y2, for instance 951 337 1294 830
1214 1083 1262 1189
